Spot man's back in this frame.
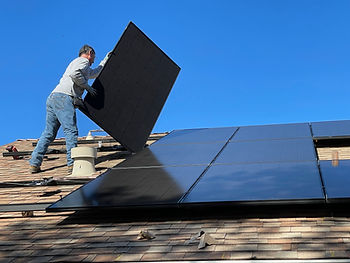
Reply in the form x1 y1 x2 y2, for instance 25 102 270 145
52 57 90 98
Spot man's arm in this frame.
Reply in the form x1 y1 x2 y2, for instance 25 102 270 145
69 59 97 96
86 65 103 79
86 52 112 79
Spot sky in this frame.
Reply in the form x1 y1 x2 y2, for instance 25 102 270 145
1 0 350 146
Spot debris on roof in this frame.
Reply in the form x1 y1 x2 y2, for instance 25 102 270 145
137 229 156 240
185 230 217 249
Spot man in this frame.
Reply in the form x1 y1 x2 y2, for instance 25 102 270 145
29 44 110 174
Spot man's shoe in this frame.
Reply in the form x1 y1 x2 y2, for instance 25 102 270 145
67 165 73 174
30 165 41 174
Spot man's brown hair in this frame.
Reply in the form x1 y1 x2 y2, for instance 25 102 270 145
79 44 95 56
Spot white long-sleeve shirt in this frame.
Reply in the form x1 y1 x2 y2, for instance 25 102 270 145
52 57 103 98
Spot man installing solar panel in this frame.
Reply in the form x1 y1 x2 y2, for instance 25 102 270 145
29 45 111 174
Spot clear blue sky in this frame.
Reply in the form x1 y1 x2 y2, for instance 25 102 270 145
1 0 350 146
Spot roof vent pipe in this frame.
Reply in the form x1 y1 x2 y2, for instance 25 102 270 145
86 129 105 140
70 147 97 176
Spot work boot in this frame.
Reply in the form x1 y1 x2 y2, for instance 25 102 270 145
67 165 73 174
30 165 41 174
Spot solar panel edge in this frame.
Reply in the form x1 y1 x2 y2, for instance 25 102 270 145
46 169 113 211
127 22 181 70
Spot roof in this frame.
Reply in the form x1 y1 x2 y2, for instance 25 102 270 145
1 134 350 262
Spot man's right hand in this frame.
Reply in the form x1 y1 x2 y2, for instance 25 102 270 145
99 51 113 67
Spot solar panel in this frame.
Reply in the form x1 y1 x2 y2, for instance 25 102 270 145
232 123 311 141
311 120 350 139
49 121 350 212
48 165 207 211
117 142 227 168
319 160 350 200
154 127 237 145
214 138 317 164
81 22 180 152
182 162 324 204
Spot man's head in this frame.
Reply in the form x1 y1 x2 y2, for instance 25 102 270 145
79 44 95 65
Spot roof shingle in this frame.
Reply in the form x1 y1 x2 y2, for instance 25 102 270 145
1 134 350 261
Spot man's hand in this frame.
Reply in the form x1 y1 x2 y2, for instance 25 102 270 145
99 51 113 67
73 97 85 108
86 86 97 96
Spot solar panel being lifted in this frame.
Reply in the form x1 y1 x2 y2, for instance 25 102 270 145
81 22 180 152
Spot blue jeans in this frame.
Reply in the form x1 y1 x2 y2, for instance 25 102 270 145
30 92 78 167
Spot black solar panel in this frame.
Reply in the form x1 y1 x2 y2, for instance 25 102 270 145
319 160 350 200
117 142 227 168
48 165 207 210
232 123 311 141
311 120 350 139
214 138 317 164
183 162 324 203
81 22 180 152
154 127 237 145
49 120 350 212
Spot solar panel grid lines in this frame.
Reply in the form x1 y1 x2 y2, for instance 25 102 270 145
177 127 240 204
180 123 324 205
307 122 329 202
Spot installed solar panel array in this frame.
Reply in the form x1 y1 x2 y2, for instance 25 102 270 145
47 120 350 211
183 123 323 204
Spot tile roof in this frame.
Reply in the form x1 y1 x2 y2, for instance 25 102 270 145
1 134 350 262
